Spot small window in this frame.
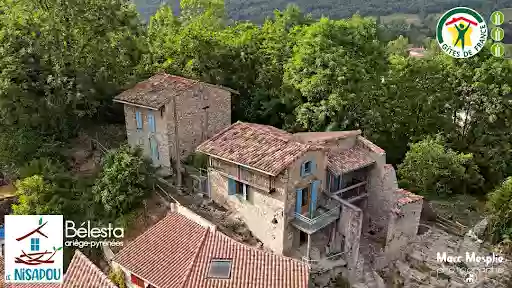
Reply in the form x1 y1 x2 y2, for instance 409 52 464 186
30 238 39 251
304 161 312 174
208 259 232 279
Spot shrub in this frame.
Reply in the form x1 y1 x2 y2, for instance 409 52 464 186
486 177 512 245
398 136 483 197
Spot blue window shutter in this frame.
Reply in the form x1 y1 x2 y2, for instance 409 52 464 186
300 162 305 177
228 178 236 195
136 111 142 129
311 159 316 174
311 180 320 213
148 113 155 132
295 189 303 214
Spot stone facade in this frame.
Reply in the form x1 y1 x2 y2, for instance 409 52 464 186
124 105 171 167
366 164 399 237
382 198 423 264
338 201 363 282
122 83 231 168
207 150 327 255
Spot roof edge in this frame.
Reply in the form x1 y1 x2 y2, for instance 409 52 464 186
113 99 161 110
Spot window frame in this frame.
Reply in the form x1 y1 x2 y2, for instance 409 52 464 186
207 259 233 279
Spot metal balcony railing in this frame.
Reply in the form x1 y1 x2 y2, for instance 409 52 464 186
294 205 340 225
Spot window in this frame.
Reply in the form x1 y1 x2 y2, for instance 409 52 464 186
135 111 143 130
130 274 144 287
207 259 232 279
148 112 156 133
304 161 312 174
228 178 249 201
300 160 315 177
30 238 39 251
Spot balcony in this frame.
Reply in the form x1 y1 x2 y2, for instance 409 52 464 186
291 200 341 234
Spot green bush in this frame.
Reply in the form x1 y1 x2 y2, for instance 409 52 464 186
109 267 127 288
398 136 483 197
486 177 512 245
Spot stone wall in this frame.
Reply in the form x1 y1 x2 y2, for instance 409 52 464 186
124 105 171 168
208 169 287 254
174 85 231 158
366 164 399 238
337 201 363 282
382 198 423 265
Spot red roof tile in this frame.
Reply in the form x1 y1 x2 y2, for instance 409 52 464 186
196 122 324 176
114 73 197 109
357 136 385 154
114 73 235 109
2 251 114 288
327 142 375 174
395 189 424 206
62 250 117 288
113 212 310 288
113 212 209 288
293 130 361 144
184 231 309 288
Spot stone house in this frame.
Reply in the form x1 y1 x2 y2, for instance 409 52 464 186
114 73 235 169
196 122 424 283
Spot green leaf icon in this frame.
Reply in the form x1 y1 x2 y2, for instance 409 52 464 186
53 246 56 251
39 217 42 225
57 247 63 251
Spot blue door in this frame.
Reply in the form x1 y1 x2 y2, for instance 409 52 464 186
149 137 159 162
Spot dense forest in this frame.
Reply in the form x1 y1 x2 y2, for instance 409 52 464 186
134 0 512 22
0 0 511 257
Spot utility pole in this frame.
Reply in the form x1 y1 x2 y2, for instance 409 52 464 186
172 96 182 190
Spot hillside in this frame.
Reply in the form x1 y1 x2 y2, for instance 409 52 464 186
133 0 512 23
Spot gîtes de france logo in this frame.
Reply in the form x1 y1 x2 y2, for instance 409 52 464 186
437 7 488 58
4 215 64 284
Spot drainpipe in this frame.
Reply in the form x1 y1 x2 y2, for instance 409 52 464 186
306 233 311 261
172 96 182 189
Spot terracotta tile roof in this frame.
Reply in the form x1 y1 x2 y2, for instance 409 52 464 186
184 231 309 288
395 189 424 206
114 73 236 109
293 130 361 144
62 250 117 288
2 251 115 288
114 73 196 109
113 212 209 288
113 212 309 288
196 122 324 176
327 142 375 174
357 136 385 154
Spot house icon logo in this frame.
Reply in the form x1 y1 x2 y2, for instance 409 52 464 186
4 215 64 284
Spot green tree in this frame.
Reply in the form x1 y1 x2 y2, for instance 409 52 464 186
0 0 144 137
284 15 387 132
12 175 59 215
486 177 512 245
92 145 155 221
398 136 483 197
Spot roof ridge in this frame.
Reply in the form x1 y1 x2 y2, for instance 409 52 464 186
181 228 212 288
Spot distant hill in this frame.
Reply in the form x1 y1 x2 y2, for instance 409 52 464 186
133 0 512 23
